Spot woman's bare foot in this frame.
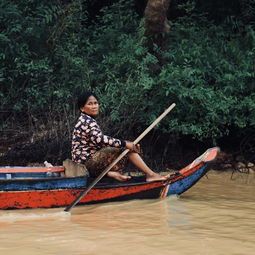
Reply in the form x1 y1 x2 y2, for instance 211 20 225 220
164 173 171 179
107 171 132 182
146 173 169 182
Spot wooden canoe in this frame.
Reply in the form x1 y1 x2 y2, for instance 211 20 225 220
0 147 219 210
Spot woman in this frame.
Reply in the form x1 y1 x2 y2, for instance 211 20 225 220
71 91 169 182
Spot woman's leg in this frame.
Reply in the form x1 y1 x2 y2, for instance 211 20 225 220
127 152 169 181
85 148 131 182
107 171 131 181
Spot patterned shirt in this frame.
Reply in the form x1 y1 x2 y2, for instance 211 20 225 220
71 113 125 164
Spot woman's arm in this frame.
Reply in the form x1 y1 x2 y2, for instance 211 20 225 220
87 117 140 152
88 121 125 148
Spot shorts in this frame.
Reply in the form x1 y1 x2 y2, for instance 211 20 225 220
85 147 127 177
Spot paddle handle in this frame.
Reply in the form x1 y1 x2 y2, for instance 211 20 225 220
133 103 176 144
64 103 176 212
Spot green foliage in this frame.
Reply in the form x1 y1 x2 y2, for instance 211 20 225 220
85 0 255 140
1 0 254 146
156 14 255 138
0 0 89 119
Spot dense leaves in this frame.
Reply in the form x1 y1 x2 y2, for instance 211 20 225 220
0 0 254 163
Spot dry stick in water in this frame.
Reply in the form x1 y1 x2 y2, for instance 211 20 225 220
64 103 176 212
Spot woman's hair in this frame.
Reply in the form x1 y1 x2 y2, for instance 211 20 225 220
77 91 98 109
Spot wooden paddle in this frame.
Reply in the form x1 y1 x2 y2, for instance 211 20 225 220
64 103 176 212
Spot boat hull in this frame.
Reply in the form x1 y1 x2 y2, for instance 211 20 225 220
0 147 219 210
166 163 208 196
0 181 165 210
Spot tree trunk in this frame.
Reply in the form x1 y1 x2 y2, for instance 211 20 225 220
144 0 171 35
143 0 171 66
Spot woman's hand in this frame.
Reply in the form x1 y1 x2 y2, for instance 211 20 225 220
125 141 141 153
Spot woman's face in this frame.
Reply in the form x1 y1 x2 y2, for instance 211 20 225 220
80 96 99 117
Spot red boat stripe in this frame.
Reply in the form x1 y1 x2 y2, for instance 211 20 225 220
0 181 164 209
0 166 65 173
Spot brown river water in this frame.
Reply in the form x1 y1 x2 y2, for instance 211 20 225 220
0 170 254 255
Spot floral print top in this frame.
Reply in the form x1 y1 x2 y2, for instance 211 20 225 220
71 113 125 164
